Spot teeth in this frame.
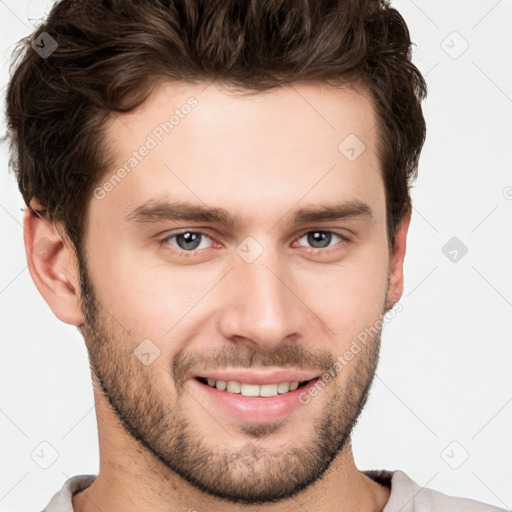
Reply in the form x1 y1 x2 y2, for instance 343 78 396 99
209 377 227 390
226 381 241 393
259 384 278 397
241 383 261 397
278 382 290 393
203 378 303 397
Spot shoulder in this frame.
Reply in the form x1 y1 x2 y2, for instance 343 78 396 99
363 469 509 512
43 475 96 512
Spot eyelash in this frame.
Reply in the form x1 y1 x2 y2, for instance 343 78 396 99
158 229 349 258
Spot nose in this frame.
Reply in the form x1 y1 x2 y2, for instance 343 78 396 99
217 244 310 351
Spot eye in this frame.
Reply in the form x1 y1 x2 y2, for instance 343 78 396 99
158 228 348 258
160 230 214 254
294 230 347 252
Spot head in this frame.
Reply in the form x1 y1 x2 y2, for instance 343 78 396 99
5 0 426 506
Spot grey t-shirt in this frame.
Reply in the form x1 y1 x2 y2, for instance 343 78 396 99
42 469 508 511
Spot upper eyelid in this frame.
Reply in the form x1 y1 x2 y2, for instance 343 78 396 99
296 228 348 239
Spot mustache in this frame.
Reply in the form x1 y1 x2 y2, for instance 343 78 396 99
171 344 338 384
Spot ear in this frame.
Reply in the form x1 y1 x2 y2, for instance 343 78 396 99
386 207 412 311
23 201 84 326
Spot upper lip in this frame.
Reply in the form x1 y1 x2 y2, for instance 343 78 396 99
190 369 320 386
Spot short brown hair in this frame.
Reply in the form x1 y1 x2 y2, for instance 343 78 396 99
4 0 426 257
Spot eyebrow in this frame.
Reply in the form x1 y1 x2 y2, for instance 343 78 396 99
124 198 373 229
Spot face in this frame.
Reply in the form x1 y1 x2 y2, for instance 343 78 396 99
78 80 395 504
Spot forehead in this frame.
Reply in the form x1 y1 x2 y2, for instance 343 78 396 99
95 80 384 228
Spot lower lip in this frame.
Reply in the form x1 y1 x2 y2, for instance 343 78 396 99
189 377 320 423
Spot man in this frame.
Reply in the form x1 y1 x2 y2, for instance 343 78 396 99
4 0 507 511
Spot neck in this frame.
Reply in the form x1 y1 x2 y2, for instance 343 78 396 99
73 444 389 512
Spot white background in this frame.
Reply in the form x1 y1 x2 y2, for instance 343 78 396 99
1 1 511 510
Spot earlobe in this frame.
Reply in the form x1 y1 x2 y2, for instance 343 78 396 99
386 208 412 311
23 202 84 326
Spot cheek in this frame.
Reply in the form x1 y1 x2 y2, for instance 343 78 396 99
295 249 389 340
92 255 223 343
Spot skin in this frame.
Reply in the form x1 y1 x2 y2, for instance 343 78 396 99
24 80 411 512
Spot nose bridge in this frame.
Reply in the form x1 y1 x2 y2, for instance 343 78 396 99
218 240 306 348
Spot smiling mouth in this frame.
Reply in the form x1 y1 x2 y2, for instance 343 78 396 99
195 376 317 398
